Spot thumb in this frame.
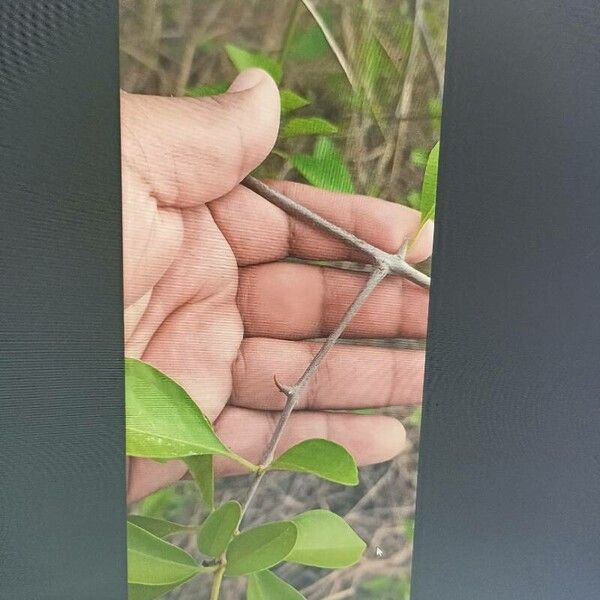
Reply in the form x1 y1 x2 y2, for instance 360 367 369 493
120 68 280 207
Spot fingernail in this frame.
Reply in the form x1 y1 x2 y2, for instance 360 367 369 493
228 68 268 92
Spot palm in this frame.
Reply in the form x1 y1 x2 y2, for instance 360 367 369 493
125 200 241 423
122 72 433 502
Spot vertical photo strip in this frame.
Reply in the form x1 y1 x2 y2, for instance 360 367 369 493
120 2 447 598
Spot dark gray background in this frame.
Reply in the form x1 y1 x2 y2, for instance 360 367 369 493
2 1 600 598
0 1 127 598
412 1 600 598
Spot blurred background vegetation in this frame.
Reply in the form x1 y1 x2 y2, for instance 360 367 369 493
120 1 448 598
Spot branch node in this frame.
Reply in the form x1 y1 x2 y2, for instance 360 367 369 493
237 177 430 524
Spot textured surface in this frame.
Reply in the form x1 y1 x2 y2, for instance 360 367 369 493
412 2 600 599
0 2 126 598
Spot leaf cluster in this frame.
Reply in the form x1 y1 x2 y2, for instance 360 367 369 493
126 359 366 599
186 43 354 194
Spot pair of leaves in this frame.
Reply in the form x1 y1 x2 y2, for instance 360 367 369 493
225 510 364 576
289 136 354 194
187 44 310 114
187 83 310 118
225 44 282 84
206 42 352 194
126 360 359 485
126 359 358 487
129 503 364 596
224 45 337 138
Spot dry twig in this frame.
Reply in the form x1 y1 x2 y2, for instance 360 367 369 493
238 175 430 522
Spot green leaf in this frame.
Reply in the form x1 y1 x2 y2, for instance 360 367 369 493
128 582 190 600
281 117 337 138
127 522 201 586
420 141 439 223
280 89 310 114
225 521 297 576
185 82 229 97
409 406 422 427
136 487 178 519
127 515 194 539
125 358 230 460
270 439 358 485
428 97 443 120
225 44 282 84
247 570 306 600
197 501 242 558
410 148 429 168
288 20 329 61
289 137 354 193
185 454 214 511
287 510 366 568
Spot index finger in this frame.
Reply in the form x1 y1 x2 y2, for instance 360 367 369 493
208 180 434 266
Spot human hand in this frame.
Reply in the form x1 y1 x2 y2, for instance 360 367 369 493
122 69 433 502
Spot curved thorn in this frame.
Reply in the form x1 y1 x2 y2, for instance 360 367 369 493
398 239 409 260
273 374 291 396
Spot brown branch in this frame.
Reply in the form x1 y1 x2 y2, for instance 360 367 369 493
237 177 430 523
240 265 389 520
241 177 431 289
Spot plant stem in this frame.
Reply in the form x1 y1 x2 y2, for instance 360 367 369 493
236 176 429 521
241 176 430 289
210 565 225 600
236 177 429 526
240 265 389 520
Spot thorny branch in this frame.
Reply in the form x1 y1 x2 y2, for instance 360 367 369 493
238 176 431 522
242 177 431 289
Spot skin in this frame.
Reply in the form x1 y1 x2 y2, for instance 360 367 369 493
122 69 434 502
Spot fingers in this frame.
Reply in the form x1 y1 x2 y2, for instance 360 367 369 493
213 407 406 477
128 457 189 504
209 180 434 266
238 262 428 340
125 205 243 421
126 407 406 502
231 338 424 410
120 68 280 207
121 173 184 307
